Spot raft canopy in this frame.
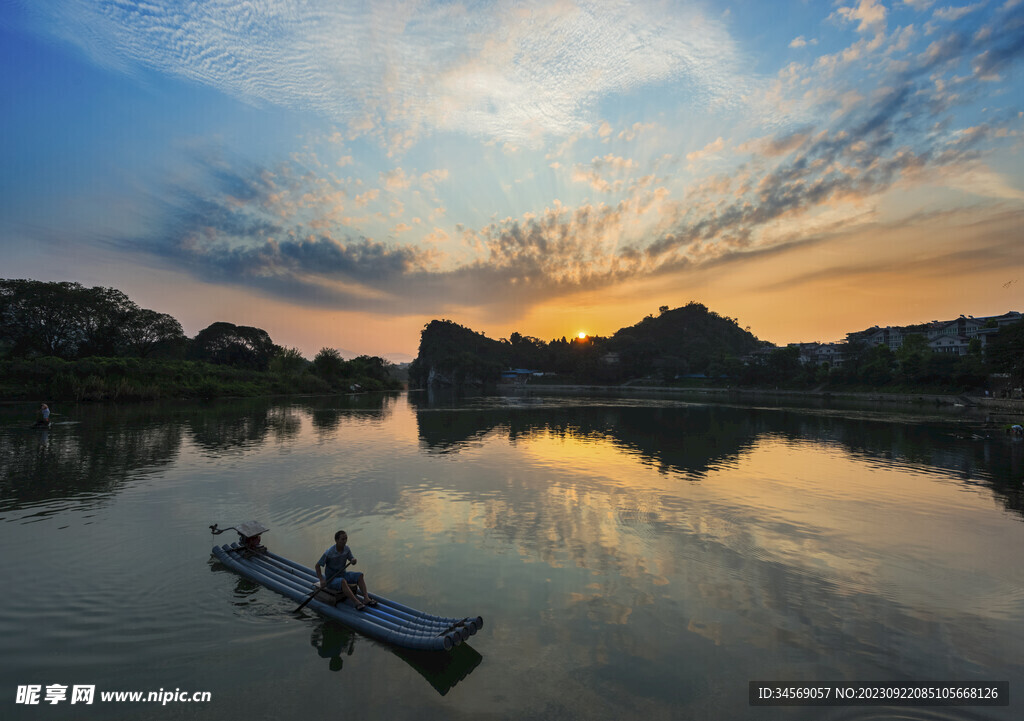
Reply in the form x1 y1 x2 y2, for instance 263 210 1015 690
237 521 269 539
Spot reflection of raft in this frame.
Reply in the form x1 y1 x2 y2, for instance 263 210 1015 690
211 534 483 652
311 620 483 694
394 641 484 695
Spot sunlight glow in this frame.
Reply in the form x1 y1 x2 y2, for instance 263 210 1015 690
578 331 588 339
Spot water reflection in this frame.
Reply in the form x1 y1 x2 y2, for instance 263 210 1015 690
0 414 183 514
311 620 354 671
306 392 399 432
0 394 399 515
2 391 1022 719
410 393 1024 519
309 620 483 694
410 394 759 479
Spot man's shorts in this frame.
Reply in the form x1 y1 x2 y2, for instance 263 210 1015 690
327 571 363 590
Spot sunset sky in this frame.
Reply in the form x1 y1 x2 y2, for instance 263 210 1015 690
2 0 1022 360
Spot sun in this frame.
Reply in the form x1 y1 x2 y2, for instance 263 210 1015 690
577 331 588 339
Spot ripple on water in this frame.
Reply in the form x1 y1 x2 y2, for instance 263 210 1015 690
271 503 342 531
812 706 1006 721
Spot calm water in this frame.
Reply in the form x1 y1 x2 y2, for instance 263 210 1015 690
1 392 1023 720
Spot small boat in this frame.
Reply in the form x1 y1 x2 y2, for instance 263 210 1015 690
210 522 483 652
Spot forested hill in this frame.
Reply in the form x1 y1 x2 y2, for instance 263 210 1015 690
409 303 769 387
408 320 508 387
607 303 765 377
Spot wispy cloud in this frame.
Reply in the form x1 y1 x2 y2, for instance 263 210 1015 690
23 0 751 148
934 3 988 22
48 0 1024 321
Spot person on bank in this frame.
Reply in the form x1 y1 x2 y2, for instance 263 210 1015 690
315 530 378 611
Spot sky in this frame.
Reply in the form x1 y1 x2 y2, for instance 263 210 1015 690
1 0 1022 361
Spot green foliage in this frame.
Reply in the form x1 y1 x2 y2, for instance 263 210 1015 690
0 279 185 359
0 354 392 401
987 319 1024 385
0 279 400 399
310 348 398 392
606 302 765 379
410 303 765 388
410 320 508 387
895 333 929 383
410 305 1014 394
190 322 276 370
269 346 309 375
121 308 185 357
313 347 345 379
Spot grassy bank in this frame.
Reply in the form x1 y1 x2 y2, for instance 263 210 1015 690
0 356 401 402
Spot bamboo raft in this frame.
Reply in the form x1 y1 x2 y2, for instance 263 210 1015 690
211 523 483 652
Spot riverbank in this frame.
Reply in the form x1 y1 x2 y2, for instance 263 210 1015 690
498 382 1024 417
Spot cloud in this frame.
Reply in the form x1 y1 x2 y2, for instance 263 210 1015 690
617 122 659 142
756 207 1024 293
835 0 889 37
934 3 987 22
686 137 726 163
591 154 638 172
85 2 1024 321
738 128 813 157
354 189 379 207
23 0 752 148
382 168 411 191
571 154 638 192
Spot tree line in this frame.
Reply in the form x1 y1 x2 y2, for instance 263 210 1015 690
0 279 400 400
409 302 1024 393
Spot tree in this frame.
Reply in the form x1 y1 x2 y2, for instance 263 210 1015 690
348 355 392 383
987 320 1024 386
120 309 185 358
270 347 308 375
0 279 149 358
859 345 894 385
191 322 276 370
313 347 345 379
0 279 189 360
77 286 139 356
766 346 803 384
895 333 929 384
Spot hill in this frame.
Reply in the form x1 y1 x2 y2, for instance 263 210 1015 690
408 320 509 388
409 303 768 388
606 302 766 379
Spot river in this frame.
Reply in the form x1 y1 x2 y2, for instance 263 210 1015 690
1 392 1022 720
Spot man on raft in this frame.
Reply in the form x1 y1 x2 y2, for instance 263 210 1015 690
315 530 379 611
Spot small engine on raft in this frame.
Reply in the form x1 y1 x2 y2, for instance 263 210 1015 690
210 520 269 552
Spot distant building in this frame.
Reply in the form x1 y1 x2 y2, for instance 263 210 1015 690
789 342 846 367
840 311 1020 357
928 335 970 355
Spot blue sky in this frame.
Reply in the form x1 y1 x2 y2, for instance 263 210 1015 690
2 0 1022 359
